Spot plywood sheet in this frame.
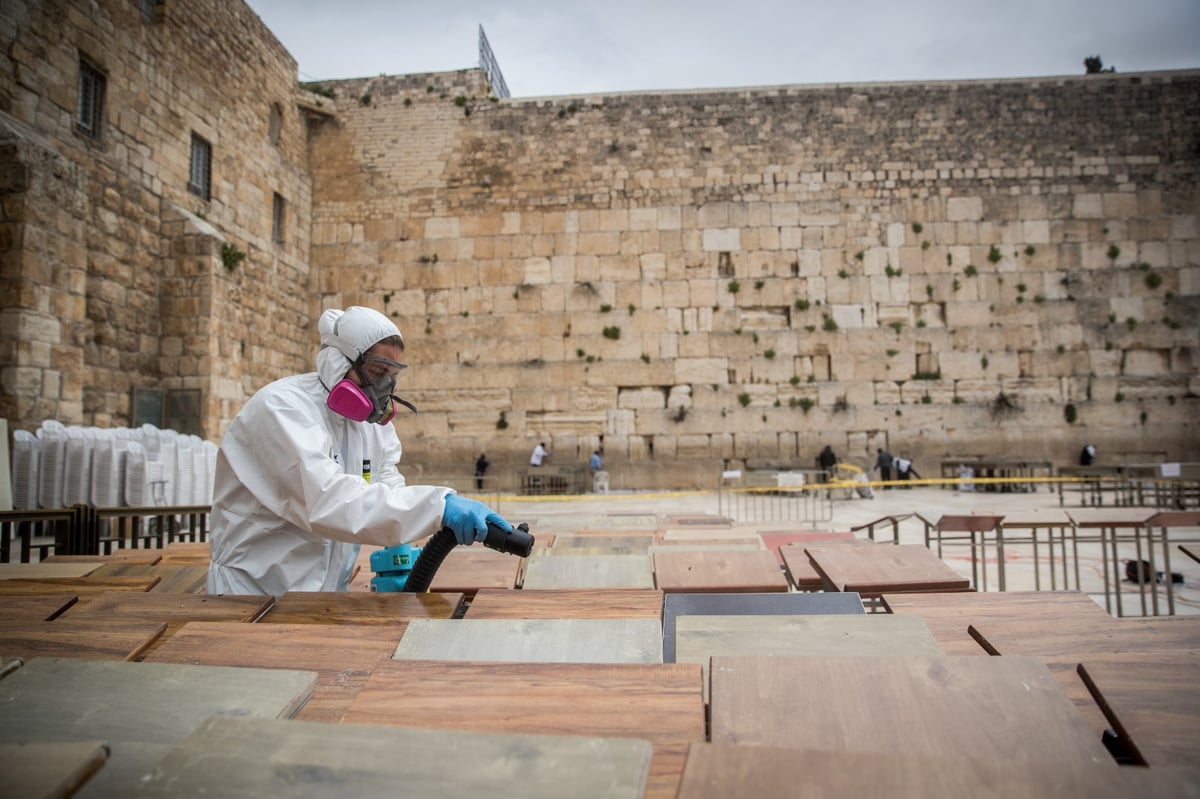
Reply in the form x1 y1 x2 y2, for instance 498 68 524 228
127 714 652 799
0 562 100 579
652 550 787 593
86 563 209 593
61 591 273 645
393 618 663 664
0 618 166 661
804 544 971 596
971 614 1200 658
425 547 523 593
261 590 463 624
0 657 316 798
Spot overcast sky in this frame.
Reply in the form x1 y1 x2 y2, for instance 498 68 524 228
243 0 1200 98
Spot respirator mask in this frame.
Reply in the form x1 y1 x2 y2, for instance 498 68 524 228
326 355 416 424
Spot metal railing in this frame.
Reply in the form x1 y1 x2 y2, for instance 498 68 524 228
717 470 834 525
478 24 510 98
0 505 210 562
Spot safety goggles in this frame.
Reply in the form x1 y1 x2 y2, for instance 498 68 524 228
357 355 407 384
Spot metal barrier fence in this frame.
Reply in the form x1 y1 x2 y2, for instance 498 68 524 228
0 505 210 563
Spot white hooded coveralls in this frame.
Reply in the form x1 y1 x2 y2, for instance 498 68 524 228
207 307 450 596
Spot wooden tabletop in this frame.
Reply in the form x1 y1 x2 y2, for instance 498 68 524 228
709 655 1112 765
85 563 209 593
802 544 971 596
0 594 78 621
143 620 404 723
465 588 664 619
1076 651 1200 767
1066 508 1157 527
881 590 1113 655
344 660 701 799
260 590 464 624
652 550 788 593
425 547 525 593
59 591 275 650
522 553 655 589
132 714 653 799
969 614 1200 658
551 533 655 552
0 562 99 579
759 531 852 566
0 656 316 797
159 541 211 565
0 618 167 661
392 618 664 664
44 550 163 564
0 740 109 799
675 743 1199 798
0 576 162 597
662 591 864 662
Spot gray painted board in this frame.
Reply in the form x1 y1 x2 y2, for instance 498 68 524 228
522 554 655 589
129 714 652 798
0 657 316 798
393 618 664 663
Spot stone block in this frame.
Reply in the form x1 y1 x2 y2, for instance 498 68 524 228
703 228 741 252
947 197 983 221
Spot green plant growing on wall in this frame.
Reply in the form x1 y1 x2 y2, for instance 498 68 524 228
952 278 961 292
855 251 864 260
1107 244 1121 261
886 349 898 357
912 222 923 234
496 411 509 430
987 245 1002 264
789 375 801 385
738 392 751 407
889 321 904 334
914 370 941 380
1024 245 1036 256
628 304 636 315
926 285 934 299
600 304 612 312
641 354 651 363
764 348 776 359
755 280 765 290
823 315 838 332
1144 270 1163 289
1125 317 1137 331
727 280 740 294
796 397 815 413
795 298 810 311
838 268 849 279
805 325 816 333
1064 403 1077 424
921 394 932 404
885 265 902 278
404 97 412 107
1034 294 1046 304
964 265 979 278
916 319 927 328
1140 410 1148 425
981 355 989 370
672 406 688 422
1115 391 1125 402
990 391 1021 419
220 242 246 271
602 326 621 340
921 240 930 250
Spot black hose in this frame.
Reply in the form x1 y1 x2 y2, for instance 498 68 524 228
403 521 534 593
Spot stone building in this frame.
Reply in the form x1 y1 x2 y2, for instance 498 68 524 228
2 0 1198 491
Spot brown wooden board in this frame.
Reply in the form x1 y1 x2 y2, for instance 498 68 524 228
143 621 404 723
86 564 209 593
126 714 653 799
0 741 109 799
709 655 1112 765
0 576 161 598
425 547 523 593
1076 652 1200 767
675 743 1199 798
260 590 463 624
969 614 1200 658
465 588 664 619
158 542 211 565
0 618 167 661
60 591 274 651
0 594 78 621
652 550 788 593
392 618 663 663
344 660 700 799
551 534 655 552
0 657 316 798
44 551 163 564
804 543 971 596
0 562 100 579
881 590 1112 655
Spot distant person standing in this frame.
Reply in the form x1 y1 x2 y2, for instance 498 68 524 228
530 441 549 467
589 450 602 472
873 448 894 489
474 453 490 490
1079 444 1097 466
817 445 838 473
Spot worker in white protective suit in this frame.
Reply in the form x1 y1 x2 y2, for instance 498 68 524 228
207 306 512 596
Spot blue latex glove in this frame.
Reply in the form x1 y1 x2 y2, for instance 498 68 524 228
442 494 513 546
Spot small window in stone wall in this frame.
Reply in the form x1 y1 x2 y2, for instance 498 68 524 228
76 60 106 140
268 103 283 145
133 387 202 436
273 192 286 243
188 133 212 201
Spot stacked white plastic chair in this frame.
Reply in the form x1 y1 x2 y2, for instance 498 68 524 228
11 429 41 510
36 421 67 509
188 435 209 504
90 429 129 508
61 426 96 507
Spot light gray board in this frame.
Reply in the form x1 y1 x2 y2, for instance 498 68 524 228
393 618 664 664
522 554 655 589
662 591 866 662
130 714 652 799
0 657 316 799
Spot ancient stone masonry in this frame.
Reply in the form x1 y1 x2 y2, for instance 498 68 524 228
310 72 1200 487
2 0 1198 491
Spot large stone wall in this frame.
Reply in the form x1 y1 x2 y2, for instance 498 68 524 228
1 0 317 437
2 0 1197 491
310 72 1200 487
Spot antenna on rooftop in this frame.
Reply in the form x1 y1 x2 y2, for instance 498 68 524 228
478 24 510 99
